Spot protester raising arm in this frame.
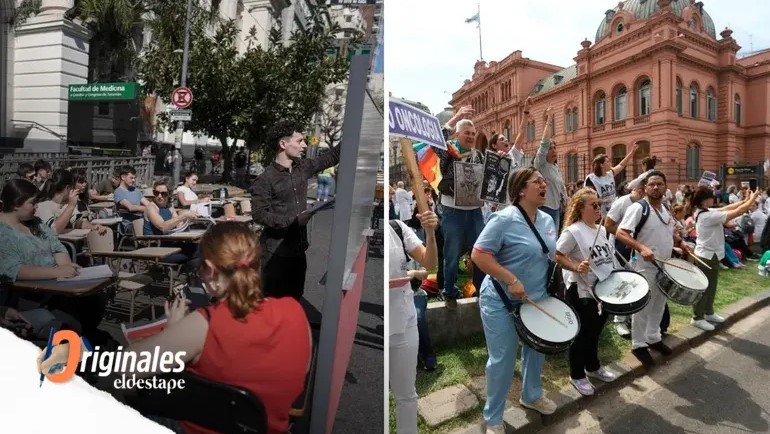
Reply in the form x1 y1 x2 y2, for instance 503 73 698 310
610 143 639 175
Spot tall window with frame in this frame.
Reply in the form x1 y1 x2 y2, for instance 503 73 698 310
567 153 579 183
614 86 627 120
550 114 556 136
690 83 699 118
526 121 535 141
639 80 651 116
706 88 716 121
686 144 700 180
572 108 578 131
735 94 741 126
595 92 606 125
676 79 683 116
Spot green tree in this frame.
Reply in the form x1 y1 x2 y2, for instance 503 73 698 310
139 1 351 181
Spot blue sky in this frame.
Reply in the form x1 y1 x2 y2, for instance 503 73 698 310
387 0 770 115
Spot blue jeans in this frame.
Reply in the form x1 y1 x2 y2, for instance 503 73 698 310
413 292 434 358
317 174 332 201
479 283 545 425
441 207 485 299
539 206 560 232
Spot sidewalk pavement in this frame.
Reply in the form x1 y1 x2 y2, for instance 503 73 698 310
417 289 770 434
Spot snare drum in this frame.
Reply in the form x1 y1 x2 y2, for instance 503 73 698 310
512 296 580 355
655 258 709 305
592 270 650 315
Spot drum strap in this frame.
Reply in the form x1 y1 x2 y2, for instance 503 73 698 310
490 278 516 313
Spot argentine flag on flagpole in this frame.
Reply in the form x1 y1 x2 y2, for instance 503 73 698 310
465 12 480 24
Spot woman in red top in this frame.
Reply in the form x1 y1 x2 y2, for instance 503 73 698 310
40 222 310 434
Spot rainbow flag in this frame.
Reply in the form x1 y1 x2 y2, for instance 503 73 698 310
412 140 467 191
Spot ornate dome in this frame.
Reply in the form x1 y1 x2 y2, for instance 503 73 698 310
595 0 716 42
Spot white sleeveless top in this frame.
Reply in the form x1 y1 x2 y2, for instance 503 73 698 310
586 170 616 216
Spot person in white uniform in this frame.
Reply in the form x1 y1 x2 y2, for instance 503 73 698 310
394 181 414 222
585 144 638 217
388 211 438 434
615 171 689 368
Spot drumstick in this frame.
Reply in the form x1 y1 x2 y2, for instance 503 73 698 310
589 215 607 252
523 295 568 328
688 252 712 270
655 258 692 272
399 138 429 214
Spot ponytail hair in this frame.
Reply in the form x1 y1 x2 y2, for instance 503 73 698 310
199 222 264 320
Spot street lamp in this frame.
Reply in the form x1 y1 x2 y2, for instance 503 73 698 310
172 0 193 185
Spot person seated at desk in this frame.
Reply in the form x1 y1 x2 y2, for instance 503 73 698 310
175 171 211 208
89 169 120 202
114 165 151 221
144 179 200 266
0 179 112 347
36 169 106 235
39 222 311 434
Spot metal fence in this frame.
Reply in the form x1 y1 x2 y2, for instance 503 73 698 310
0 155 155 187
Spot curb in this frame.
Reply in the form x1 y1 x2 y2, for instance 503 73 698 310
447 288 770 434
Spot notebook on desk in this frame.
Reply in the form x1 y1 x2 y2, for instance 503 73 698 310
56 265 112 282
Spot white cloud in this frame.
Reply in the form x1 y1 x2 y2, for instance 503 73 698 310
386 0 770 115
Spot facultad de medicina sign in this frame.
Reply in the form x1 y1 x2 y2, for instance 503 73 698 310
68 82 139 101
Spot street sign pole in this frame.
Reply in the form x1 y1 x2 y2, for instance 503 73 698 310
173 0 193 185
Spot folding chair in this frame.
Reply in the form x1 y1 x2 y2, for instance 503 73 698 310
128 371 268 434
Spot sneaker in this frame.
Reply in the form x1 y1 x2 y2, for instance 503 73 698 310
746 256 759 262
486 424 505 434
570 378 595 396
586 366 617 383
691 319 715 331
615 323 631 337
704 313 725 324
720 263 729 270
648 341 673 356
632 347 656 368
519 396 557 415
758 265 768 277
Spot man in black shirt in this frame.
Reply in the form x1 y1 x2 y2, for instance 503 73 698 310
251 120 340 299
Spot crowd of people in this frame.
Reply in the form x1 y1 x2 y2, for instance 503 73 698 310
0 119 341 434
388 102 770 434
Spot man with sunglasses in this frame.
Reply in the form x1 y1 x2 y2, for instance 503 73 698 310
251 120 340 300
144 179 200 265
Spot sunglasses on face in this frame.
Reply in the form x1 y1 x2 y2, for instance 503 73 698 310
153 190 169 197
589 202 601 210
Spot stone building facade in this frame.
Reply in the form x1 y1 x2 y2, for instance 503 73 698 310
450 0 770 190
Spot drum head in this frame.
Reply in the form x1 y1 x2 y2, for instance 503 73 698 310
594 270 650 304
519 297 579 344
663 258 709 291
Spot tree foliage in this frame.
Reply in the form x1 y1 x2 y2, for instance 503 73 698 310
138 1 352 180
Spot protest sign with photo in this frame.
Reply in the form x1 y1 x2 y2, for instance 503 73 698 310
453 161 483 207
480 151 512 204
698 170 717 187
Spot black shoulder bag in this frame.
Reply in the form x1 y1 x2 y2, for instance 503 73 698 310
515 204 565 299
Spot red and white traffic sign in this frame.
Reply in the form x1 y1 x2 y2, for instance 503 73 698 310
172 86 193 109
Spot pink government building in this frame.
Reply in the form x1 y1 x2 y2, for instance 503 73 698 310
449 0 769 191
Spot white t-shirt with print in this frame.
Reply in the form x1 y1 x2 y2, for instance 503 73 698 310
694 209 728 260
618 200 675 271
586 170 616 216
557 223 617 299
388 220 422 337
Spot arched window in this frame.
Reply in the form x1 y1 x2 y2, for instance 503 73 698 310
690 83 699 118
706 88 716 121
690 17 698 30
638 79 651 116
550 114 556 136
504 120 511 141
686 144 700 180
614 86 627 120
735 94 741 126
612 144 627 180
595 92 606 125
593 147 606 158
526 121 536 141
676 79 683 115
572 107 580 131
564 109 572 132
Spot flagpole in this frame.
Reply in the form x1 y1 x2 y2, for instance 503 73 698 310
477 2 483 60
